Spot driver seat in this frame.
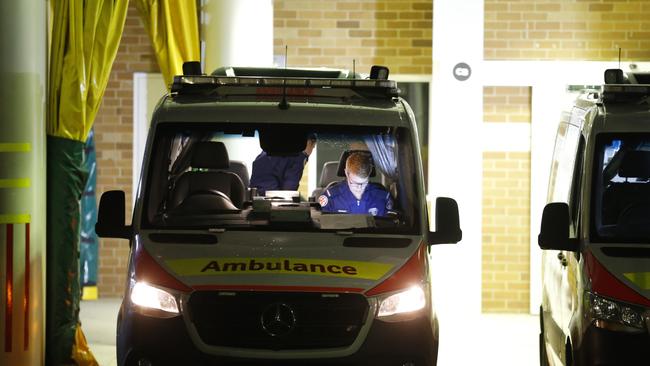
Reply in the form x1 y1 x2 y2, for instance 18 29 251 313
170 141 246 210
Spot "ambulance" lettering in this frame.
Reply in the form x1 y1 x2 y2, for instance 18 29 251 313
200 259 358 276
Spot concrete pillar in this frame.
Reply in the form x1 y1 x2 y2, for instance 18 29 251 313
0 0 47 365
200 0 274 73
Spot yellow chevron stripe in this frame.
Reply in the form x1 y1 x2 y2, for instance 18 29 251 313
0 143 31 152
0 178 30 188
623 272 650 290
0 214 31 224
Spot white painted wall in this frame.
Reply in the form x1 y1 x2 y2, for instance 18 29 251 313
133 73 166 208
429 2 650 325
200 0 274 73
429 0 484 321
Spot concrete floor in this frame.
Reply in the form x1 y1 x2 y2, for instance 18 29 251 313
80 299 539 366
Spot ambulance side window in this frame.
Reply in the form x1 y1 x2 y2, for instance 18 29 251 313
548 123 581 204
569 136 585 235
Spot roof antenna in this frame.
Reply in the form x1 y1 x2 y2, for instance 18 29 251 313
618 47 621 69
353 59 356 79
279 45 290 110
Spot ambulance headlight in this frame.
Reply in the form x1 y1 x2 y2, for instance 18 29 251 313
588 293 645 332
377 285 426 318
131 282 180 316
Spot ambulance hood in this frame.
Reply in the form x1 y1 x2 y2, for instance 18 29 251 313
136 230 423 294
588 243 650 306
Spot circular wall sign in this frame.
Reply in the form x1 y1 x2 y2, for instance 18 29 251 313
453 63 471 81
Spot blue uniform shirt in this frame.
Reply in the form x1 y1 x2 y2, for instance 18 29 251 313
250 152 308 195
319 182 393 216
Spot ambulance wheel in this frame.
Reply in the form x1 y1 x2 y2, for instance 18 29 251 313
539 310 549 366
539 333 549 366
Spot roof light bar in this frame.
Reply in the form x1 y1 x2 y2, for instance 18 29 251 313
603 84 650 94
171 75 399 97
309 79 331 87
601 84 650 103
239 78 260 85
285 79 307 86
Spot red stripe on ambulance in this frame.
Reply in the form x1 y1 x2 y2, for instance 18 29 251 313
23 223 29 350
4 224 14 352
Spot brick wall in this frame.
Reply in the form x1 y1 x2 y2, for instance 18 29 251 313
93 3 158 297
482 152 531 313
484 0 650 60
93 0 434 298
482 86 532 313
92 1 648 305
274 0 432 74
483 87 531 123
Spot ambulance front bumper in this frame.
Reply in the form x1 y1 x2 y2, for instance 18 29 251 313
574 324 650 366
117 305 438 366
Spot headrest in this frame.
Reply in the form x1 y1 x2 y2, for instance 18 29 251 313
319 161 339 187
336 150 376 177
619 150 650 178
258 127 308 156
191 141 230 169
228 160 250 187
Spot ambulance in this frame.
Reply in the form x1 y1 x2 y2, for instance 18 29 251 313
96 64 462 366
539 68 650 366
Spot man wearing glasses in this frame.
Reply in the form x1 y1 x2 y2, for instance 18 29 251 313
319 151 393 216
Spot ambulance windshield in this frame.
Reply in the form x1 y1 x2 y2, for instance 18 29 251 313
141 123 420 234
593 133 650 243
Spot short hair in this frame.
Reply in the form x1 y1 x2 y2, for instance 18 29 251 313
345 152 372 179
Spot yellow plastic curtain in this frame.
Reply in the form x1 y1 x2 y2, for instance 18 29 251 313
47 0 129 142
135 0 200 89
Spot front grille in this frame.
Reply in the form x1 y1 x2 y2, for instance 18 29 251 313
187 291 369 350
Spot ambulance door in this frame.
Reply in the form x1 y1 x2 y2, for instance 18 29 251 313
542 119 581 359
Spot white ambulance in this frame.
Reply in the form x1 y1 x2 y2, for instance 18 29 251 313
539 68 650 366
96 64 462 366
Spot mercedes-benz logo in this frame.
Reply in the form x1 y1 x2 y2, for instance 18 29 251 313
260 302 296 337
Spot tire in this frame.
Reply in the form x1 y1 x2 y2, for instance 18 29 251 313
539 309 549 366
539 333 550 366
565 341 574 366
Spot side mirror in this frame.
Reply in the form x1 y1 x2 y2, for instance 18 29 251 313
428 197 462 245
95 190 132 239
538 202 578 251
